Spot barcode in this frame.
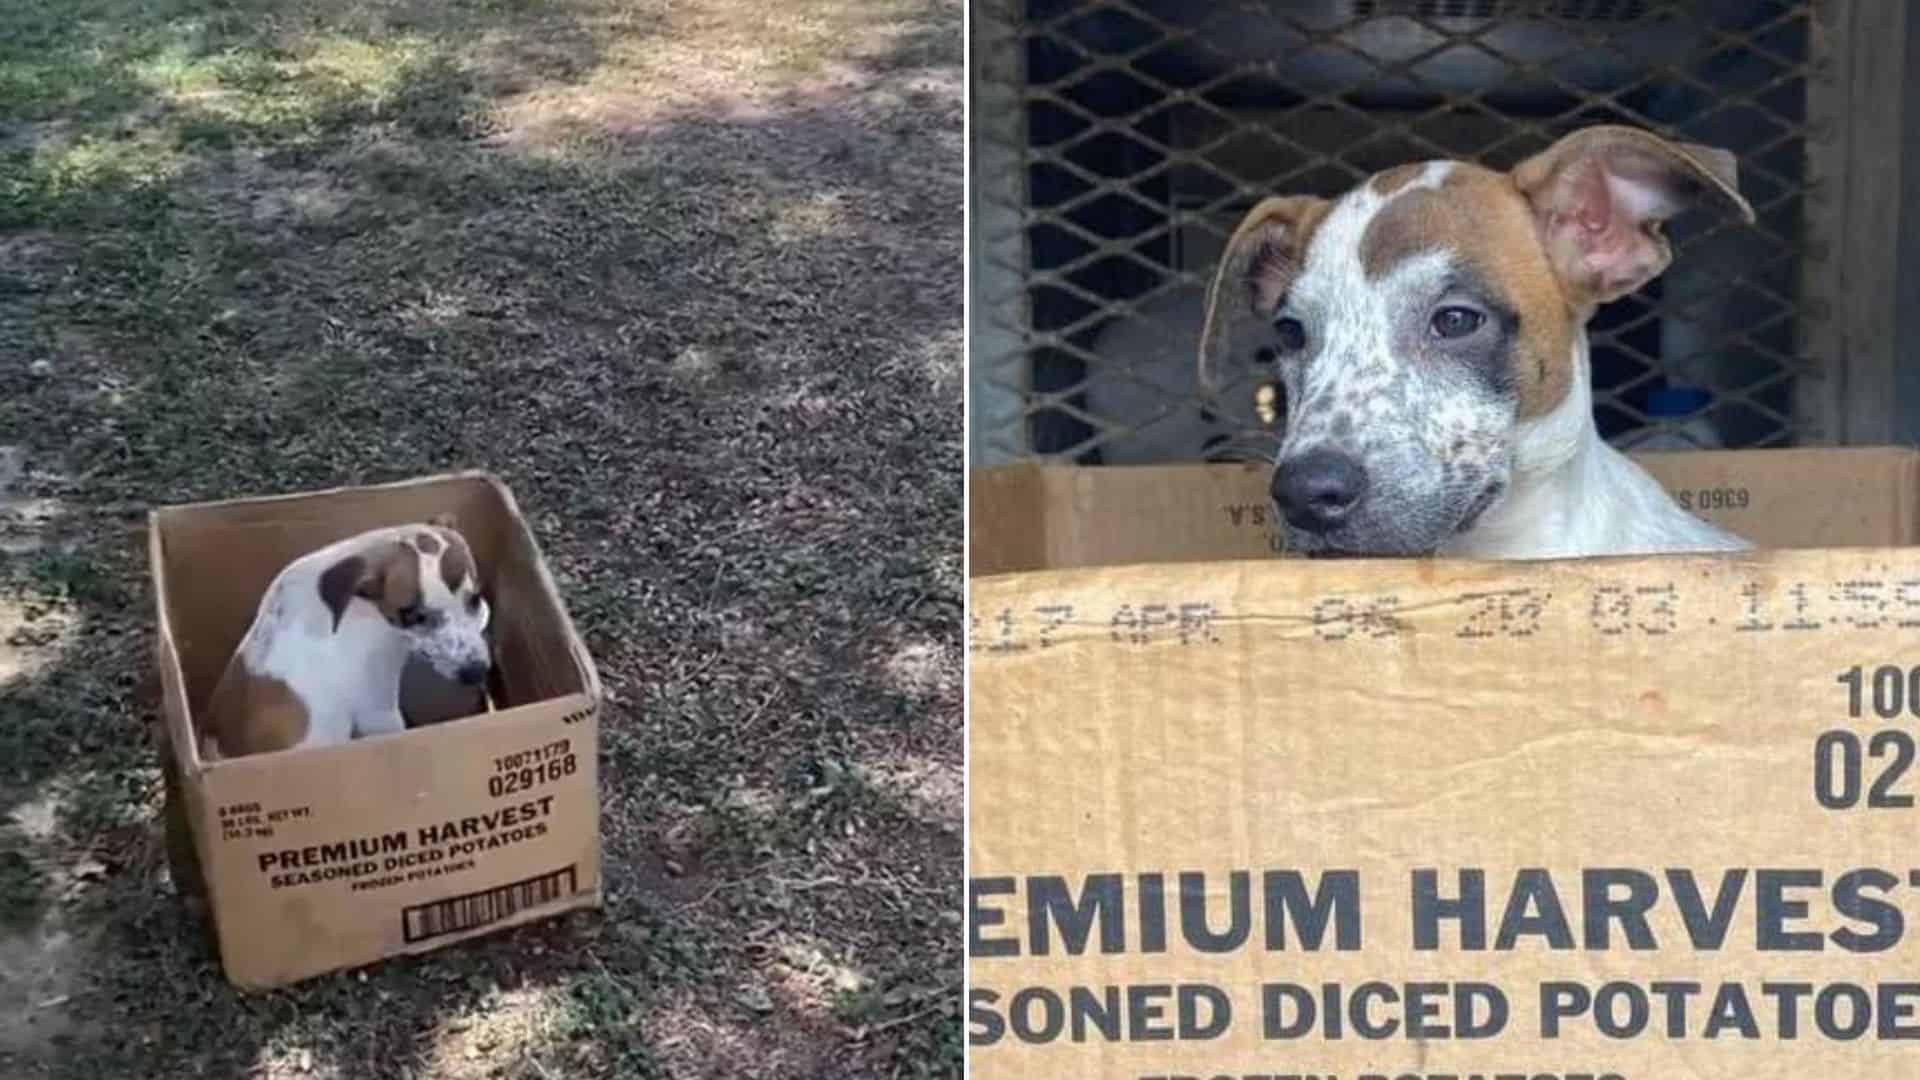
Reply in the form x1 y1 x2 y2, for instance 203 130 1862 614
401 866 578 943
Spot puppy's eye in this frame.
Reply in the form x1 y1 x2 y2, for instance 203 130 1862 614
1431 306 1485 340
1272 317 1307 353
466 593 483 614
397 604 426 628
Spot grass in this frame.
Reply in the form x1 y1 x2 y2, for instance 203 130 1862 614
0 0 963 1076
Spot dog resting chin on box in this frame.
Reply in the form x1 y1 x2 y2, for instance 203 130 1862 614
1200 123 1759 561
200 515 493 760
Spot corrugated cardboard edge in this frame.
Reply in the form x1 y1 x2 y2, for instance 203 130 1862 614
1901 449 1920 542
150 468 503 523
147 510 221 947
468 470 605 710
148 517 196 767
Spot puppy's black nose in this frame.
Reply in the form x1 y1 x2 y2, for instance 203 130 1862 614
456 661 489 687
1273 450 1368 533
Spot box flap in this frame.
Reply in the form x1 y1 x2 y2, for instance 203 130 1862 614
970 448 1920 574
1633 447 1920 549
968 463 1049 577
971 462 1282 575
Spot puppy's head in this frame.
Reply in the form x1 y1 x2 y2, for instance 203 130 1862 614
317 515 493 685
1200 124 1754 556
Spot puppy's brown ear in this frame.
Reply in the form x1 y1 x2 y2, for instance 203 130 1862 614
317 554 369 632
1512 125 1754 309
1198 195 1330 391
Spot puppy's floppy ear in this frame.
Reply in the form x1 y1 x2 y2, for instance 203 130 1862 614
1198 195 1330 392
1511 124 1755 309
317 544 418 630
317 554 369 632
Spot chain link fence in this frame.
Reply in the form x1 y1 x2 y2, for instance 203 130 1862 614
970 0 1837 465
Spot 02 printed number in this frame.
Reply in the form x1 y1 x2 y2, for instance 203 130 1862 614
1816 666 1920 810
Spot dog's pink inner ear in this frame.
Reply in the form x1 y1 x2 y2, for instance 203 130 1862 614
1514 127 1752 307
317 554 369 633
1542 160 1676 303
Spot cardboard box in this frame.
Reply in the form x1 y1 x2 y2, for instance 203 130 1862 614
968 448 1920 1078
151 471 603 990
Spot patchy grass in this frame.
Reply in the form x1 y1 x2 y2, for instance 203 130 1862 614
0 0 962 1076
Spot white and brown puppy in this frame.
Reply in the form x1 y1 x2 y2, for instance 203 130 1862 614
1201 124 1757 560
202 516 492 759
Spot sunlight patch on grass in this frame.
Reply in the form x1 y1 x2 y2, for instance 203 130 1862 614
769 191 847 245
248 1042 348 1080
644 988 790 1075
0 587 78 690
882 639 950 698
425 985 564 1078
296 34 430 95
395 283 481 337
877 326 963 401
3 25 485 229
850 749 960 830
496 0 955 142
150 32 444 143
2 130 182 227
768 933 871 1019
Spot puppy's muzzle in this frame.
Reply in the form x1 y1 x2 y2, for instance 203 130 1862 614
1273 449 1368 534
456 660 489 687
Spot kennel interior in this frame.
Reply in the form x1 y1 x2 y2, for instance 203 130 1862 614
968 0 1919 467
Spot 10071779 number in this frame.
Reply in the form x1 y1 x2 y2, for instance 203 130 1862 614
489 739 580 798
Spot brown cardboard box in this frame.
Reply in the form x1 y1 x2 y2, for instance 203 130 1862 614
151 471 603 990
968 448 1920 1078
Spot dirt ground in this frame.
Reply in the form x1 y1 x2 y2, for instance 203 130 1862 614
0 1 962 1076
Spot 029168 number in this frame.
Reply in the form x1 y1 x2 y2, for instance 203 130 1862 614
489 754 579 798
1816 666 1920 810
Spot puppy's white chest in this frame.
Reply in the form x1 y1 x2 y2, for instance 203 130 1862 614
253 614 407 746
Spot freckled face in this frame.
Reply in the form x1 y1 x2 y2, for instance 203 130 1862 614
318 526 495 681
397 529 491 681
1262 163 1576 556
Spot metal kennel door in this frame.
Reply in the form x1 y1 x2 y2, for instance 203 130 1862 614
970 1 1910 467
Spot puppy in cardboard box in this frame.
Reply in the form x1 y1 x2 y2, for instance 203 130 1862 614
201 515 492 759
